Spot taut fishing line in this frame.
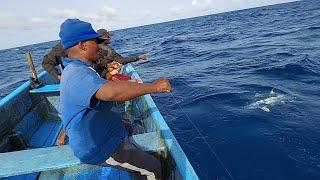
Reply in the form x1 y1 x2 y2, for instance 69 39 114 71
136 62 235 180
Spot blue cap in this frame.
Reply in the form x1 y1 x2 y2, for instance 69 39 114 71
59 19 101 49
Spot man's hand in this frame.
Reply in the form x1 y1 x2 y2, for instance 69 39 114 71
106 61 122 80
138 53 148 60
57 130 67 146
108 61 122 73
152 77 171 93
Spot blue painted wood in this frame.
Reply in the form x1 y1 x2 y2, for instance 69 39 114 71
12 106 43 145
38 163 131 180
0 145 81 178
1 68 199 179
3 172 38 180
124 64 200 180
29 84 60 93
0 133 164 178
0 72 63 179
0 71 52 139
29 121 62 147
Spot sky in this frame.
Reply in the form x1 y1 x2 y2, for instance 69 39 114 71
0 0 296 50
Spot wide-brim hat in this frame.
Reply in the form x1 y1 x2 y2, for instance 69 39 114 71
59 19 104 49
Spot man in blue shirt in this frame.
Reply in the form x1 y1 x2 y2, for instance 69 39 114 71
59 18 171 179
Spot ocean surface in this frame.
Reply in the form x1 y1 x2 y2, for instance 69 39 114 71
1 0 320 179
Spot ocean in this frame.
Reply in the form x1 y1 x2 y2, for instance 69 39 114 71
1 0 320 179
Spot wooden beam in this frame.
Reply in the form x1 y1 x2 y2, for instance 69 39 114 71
0 132 165 178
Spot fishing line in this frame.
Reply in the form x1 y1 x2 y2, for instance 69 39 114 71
168 93 234 180
136 62 235 180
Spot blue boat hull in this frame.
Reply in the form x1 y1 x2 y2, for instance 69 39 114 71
0 64 199 179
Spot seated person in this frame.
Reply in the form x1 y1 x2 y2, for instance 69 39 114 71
59 18 171 180
42 29 148 80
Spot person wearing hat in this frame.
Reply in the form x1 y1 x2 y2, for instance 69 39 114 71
43 28 148 145
59 18 170 179
94 28 148 78
42 29 148 81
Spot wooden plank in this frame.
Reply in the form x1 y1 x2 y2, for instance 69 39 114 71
0 132 165 178
0 145 81 178
29 84 60 94
29 121 62 148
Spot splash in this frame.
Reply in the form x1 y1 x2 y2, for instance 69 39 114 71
245 88 290 112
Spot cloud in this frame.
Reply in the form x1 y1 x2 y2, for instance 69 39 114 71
48 8 78 19
47 8 98 21
191 0 213 7
99 6 118 19
0 12 52 30
46 6 119 30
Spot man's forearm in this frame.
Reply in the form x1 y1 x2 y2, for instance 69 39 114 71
108 48 139 65
96 81 155 102
115 56 139 65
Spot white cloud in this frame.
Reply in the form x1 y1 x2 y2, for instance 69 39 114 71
48 8 98 21
99 6 118 19
48 8 78 19
46 6 119 28
191 0 213 7
0 12 53 30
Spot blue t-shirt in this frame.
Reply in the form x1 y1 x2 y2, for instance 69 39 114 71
60 57 126 164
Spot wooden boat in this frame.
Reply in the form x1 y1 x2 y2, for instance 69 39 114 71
0 64 199 179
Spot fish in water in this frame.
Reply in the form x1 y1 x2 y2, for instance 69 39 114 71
246 88 288 112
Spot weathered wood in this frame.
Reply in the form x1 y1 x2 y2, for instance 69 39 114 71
0 145 80 178
25 52 38 81
0 132 165 178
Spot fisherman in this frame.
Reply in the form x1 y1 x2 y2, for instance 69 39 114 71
94 28 148 78
46 29 147 145
59 18 170 179
42 29 148 80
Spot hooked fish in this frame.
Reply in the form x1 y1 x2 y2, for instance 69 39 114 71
246 88 288 112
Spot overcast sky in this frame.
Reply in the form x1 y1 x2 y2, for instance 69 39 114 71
0 0 296 50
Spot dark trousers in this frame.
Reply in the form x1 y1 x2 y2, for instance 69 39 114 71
103 138 163 180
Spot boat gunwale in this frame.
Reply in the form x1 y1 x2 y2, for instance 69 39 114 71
124 64 199 180
0 71 47 107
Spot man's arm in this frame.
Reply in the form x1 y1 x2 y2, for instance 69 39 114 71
95 77 170 102
108 48 147 65
42 43 65 80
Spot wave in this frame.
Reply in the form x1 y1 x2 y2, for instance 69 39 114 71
272 52 295 57
254 55 320 77
180 91 247 108
160 37 187 46
260 30 298 38
307 26 320 30
255 64 316 77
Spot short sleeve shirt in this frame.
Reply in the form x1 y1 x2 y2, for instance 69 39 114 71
60 57 126 164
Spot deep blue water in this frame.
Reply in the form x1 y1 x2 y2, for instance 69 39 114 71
1 0 320 179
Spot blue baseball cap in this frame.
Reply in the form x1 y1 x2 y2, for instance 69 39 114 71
59 19 103 49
